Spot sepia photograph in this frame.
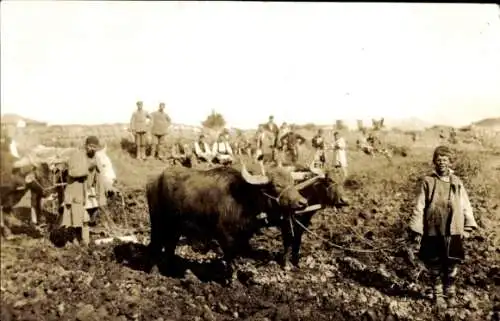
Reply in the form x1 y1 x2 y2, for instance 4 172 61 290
1 2 499 320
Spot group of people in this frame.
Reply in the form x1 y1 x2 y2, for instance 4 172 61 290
129 104 350 174
28 103 475 309
129 101 236 166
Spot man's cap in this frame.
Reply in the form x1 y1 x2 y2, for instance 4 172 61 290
433 145 453 162
85 135 100 147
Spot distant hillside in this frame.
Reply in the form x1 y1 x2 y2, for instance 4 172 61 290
0 113 46 125
383 117 431 131
472 117 500 129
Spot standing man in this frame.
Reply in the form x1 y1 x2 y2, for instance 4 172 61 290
150 102 171 160
264 115 280 162
333 131 348 178
129 101 150 160
279 125 306 165
254 125 266 161
311 128 326 169
60 136 112 246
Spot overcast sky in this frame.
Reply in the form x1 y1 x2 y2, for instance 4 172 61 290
1 2 499 128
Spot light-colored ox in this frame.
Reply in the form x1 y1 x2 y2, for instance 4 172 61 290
10 141 117 225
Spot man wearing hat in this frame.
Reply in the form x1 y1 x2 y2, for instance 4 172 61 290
279 125 306 165
60 136 108 246
264 115 280 162
311 128 327 169
129 101 150 160
149 102 171 160
409 145 478 308
333 131 348 178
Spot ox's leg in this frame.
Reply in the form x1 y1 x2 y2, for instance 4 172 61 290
30 190 43 226
218 232 239 282
161 228 181 267
146 211 165 272
279 214 294 269
1 207 13 239
291 213 314 267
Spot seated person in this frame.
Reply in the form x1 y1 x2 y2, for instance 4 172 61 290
212 133 234 165
170 139 193 167
194 134 214 163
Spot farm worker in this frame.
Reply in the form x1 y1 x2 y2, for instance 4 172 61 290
333 131 348 178
150 102 171 160
279 125 306 165
170 139 193 167
129 101 150 161
193 134 214 164
254 125 266 162
61 136 108 246
234 131 252 157
311 128 326 169
408 145 478 308
368 132 392 162
449 128 457 144
212 133 234 165
264 115 280 162
357 130 374 156
277 122 290 147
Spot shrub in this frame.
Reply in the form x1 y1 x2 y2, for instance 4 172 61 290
201 109 226 130
452 149 483 182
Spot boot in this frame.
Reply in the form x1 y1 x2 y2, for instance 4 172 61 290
81 223 90 246
444 284 457 306
137 146 144 160
150 145 157 159
443 267 458 306
433 281 446 309
157 146 164 160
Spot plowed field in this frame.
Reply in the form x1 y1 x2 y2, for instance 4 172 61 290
2 137 499 321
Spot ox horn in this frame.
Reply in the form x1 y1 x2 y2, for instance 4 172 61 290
295 175 321 190
241 163 270 185
292 164 326 190
258 160 266 176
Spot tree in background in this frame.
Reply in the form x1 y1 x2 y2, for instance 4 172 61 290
202 109 226 131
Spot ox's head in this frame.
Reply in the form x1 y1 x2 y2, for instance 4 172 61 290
241 163 308 210
13 157 54 197
291 165 348 209
94 146 117 193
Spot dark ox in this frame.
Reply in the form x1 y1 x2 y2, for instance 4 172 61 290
145 164 308 274
276 166 349 268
